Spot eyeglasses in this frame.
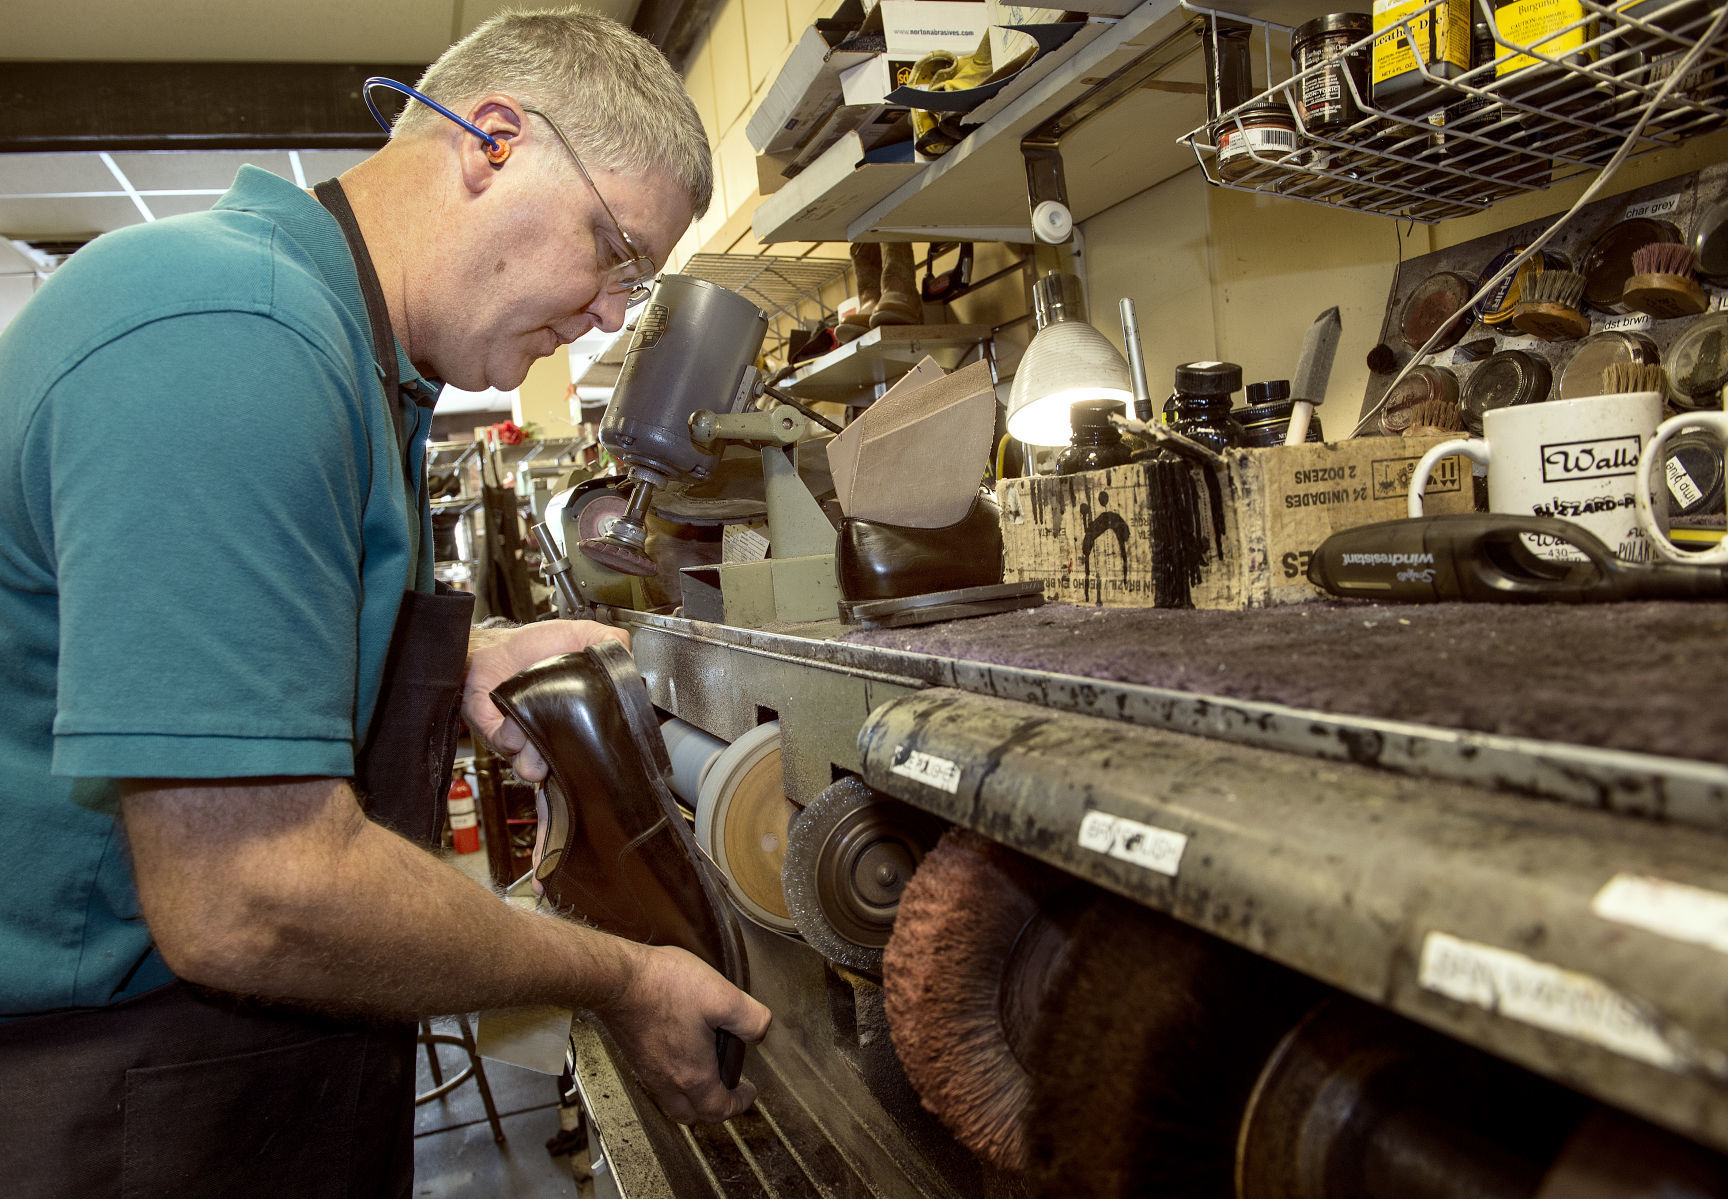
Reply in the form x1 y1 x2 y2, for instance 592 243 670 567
523 106 656 307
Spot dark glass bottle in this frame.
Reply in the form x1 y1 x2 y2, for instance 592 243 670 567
1165 361 1245 456
1056 399 1132 475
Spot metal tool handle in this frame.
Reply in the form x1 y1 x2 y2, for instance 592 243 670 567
530 522 593 619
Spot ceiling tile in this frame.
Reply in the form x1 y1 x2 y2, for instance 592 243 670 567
113 151 298 192
0 153 124 196
0 196 144 240
295 150 375 182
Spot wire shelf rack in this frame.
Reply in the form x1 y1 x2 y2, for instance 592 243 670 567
1177 0 1728 223
680 253 851 320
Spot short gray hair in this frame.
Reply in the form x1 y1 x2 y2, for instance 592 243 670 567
395 7 712 218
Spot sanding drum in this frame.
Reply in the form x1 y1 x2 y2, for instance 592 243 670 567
663 718 802 936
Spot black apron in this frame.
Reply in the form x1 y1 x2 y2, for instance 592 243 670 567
0 179 475 1199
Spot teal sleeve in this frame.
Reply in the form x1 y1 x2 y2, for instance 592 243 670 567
39 312 369 779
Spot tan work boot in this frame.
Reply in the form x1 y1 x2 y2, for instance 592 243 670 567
871 242 924 327
838 243 881 343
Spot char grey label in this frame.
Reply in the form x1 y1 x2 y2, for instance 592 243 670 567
1540 435 1643 483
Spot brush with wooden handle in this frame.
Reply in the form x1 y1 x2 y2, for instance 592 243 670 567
1623 243 1709 319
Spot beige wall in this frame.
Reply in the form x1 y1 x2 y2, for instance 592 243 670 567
513 349 578 436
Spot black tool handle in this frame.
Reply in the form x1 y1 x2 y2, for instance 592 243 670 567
1623 559 1728 600
716 1028 746 1090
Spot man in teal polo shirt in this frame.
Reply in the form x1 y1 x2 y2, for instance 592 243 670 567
0 9 768 1195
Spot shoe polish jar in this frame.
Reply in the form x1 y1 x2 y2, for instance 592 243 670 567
1292 14 1374 135
1056 400 1133 475
1237 380 1325 446
1215 104 1303 182
1372 0 1472 112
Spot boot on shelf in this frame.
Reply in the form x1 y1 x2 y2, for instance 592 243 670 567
838 242 881 343
871 242 925 327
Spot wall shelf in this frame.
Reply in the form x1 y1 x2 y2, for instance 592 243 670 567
785 322 993 400
1179 0 1728 224
751 0 1726 245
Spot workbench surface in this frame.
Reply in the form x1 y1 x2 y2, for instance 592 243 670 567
844 600 1728 767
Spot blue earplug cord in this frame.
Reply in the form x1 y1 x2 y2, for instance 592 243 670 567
363 77 501 152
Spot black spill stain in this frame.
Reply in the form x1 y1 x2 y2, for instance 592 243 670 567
1079 496 1131 607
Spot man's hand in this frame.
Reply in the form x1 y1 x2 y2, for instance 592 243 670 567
463 620 629 782
602 942 773 1124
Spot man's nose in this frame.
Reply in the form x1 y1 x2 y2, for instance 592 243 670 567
588 288 628 335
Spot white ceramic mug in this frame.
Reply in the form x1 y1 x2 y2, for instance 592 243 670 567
1635 404 1728 564
1408 391 1666 562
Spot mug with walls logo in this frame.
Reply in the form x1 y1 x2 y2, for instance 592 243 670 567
1635 394 1728 564
1407 391 1666 563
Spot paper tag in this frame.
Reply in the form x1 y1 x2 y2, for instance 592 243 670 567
1598 313 1655 333
1077 811 1187 877
1418 932 1683 1070
1667 457 1706 508
889 749 963 794
1592 873 1728 955
721 525 770 564
1624 194 1682 221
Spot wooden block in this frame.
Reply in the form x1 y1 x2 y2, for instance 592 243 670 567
998 435 1476 610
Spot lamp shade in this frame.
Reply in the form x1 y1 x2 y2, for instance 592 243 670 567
1005 319 1135 446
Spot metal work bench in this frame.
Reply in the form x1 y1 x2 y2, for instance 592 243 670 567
568 601 1728 1197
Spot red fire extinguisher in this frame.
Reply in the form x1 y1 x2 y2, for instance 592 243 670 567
448 776 480 854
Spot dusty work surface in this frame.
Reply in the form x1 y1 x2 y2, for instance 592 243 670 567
843 601 1728 766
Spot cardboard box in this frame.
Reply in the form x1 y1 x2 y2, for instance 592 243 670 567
751 131 924 243
746 23 878 154
841 2 992 105
997 435 1475 609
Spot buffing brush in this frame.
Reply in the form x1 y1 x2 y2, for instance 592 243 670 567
1403 397 1465 437
1623 243 1709 319
1019 894 1324 1199
882 828 1076 1172
1510 269 1590 341
1602 360 1668 396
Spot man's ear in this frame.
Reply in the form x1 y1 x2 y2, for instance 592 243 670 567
458 94 527 194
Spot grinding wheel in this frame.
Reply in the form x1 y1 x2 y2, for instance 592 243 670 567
781 777 944 974
560 485 639 606
693 721 800 935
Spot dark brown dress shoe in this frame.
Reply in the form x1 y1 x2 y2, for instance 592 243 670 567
836 492 1005 604
490 641 748 1085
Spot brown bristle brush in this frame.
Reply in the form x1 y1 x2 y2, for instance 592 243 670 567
1602 360 1668 396
1623 242 1709 319
1018 892 1325 1199
1510 269 1590 341
882 828 1079 1173
1403 397 1466 436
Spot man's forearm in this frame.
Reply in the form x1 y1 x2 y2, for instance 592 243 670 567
123 777 637 1019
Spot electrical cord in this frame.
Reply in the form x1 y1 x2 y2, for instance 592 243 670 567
1350 4 1728 438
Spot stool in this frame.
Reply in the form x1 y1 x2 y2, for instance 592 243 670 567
417 1013 506 1144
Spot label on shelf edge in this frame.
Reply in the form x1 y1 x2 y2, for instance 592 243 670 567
889 748 963 793
1592 873 1728 956
1077 810 1187 877
1417 930 1686 1070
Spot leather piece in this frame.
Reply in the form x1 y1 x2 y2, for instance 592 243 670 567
489 643 748 995
837 492 1005 603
